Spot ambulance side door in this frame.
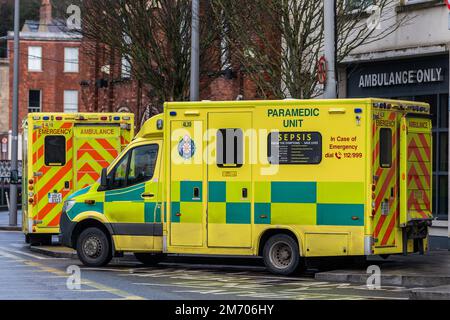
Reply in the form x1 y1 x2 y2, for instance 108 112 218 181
103 142 162 251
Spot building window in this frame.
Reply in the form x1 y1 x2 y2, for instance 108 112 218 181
344 0 374 12
28 90 41 113
28 46 42 71
121 55 131 79
64 47 79 73
64 90 78 113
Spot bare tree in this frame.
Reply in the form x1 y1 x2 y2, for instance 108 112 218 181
61 0 221 120
212 0 411 99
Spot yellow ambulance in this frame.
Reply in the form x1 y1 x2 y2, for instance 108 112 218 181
23 113 134 245
59 99 433 275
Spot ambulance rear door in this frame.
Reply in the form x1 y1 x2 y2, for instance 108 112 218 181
399 115 433 225
371 109 400 248
73 124 122 190
34 122 74 228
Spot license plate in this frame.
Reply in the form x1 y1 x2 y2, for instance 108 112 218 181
48 193 62 204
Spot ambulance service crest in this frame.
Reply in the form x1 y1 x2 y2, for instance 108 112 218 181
178 135 196 160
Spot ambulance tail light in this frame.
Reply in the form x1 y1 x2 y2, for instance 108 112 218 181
28 198 34 204
55 116 63 120
100 116 108 121
28 179 34 185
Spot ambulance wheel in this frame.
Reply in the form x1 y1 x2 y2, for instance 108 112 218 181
77 227 112 267
134 253 165 266
263 234 303 276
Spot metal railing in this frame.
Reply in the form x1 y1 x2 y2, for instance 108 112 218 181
0 161 22 210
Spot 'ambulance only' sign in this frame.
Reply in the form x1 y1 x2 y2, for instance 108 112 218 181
358 68 443 88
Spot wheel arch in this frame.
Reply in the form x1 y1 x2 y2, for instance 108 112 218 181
257 228 303 257
71 218 115 252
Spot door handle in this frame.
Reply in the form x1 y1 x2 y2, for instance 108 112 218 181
141 193 155 199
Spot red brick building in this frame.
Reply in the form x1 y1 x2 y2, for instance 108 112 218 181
7 0 257 129
7 0 87 127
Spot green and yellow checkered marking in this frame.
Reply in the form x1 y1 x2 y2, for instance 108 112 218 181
171 181 365 227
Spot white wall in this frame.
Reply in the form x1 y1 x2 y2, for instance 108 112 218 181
349 3 450 58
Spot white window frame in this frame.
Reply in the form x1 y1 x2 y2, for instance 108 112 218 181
28 90 42 113
121 55 131 79
28 46 42 72
405 0 433 4
63 90 79 113
64 47 79 73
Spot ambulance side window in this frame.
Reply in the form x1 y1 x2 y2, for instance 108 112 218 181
380 128 392 168
216 129 243 168
128 144 159 186
111 153 129 189
109 144 159 190
44 136 66 166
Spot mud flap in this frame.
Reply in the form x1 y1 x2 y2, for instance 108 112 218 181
402 220 432 255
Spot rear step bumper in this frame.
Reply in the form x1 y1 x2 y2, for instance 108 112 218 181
402 219 433 255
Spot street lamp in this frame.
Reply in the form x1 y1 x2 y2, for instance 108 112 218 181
323 0 337 99
9 0 20 226
190 0 200 101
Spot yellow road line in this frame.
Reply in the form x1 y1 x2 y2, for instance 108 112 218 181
0 248 145 300
24 261 145 300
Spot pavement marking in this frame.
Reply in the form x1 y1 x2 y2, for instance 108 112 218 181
1 248 50 260
121 266 412 300
24 261 146 300
0 248 145 300
9 243 26 248
0 249 25 261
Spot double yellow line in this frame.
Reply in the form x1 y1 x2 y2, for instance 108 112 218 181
0 249 145 300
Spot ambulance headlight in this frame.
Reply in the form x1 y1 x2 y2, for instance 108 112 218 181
63 200 76 213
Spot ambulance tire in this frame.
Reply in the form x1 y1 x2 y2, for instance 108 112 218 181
134 253 165 266
77 227 112 267
263 234 303 276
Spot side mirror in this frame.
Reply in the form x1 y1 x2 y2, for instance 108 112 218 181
100 168 109 189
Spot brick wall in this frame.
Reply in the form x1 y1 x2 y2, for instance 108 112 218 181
7 38 85 128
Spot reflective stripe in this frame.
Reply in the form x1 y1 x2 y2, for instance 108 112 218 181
109 223 163 236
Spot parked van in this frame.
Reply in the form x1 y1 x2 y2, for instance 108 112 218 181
60 99 432 275
23 113 134 244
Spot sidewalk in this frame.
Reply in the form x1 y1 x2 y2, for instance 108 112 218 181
315 250 450 299
0 210 22 231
